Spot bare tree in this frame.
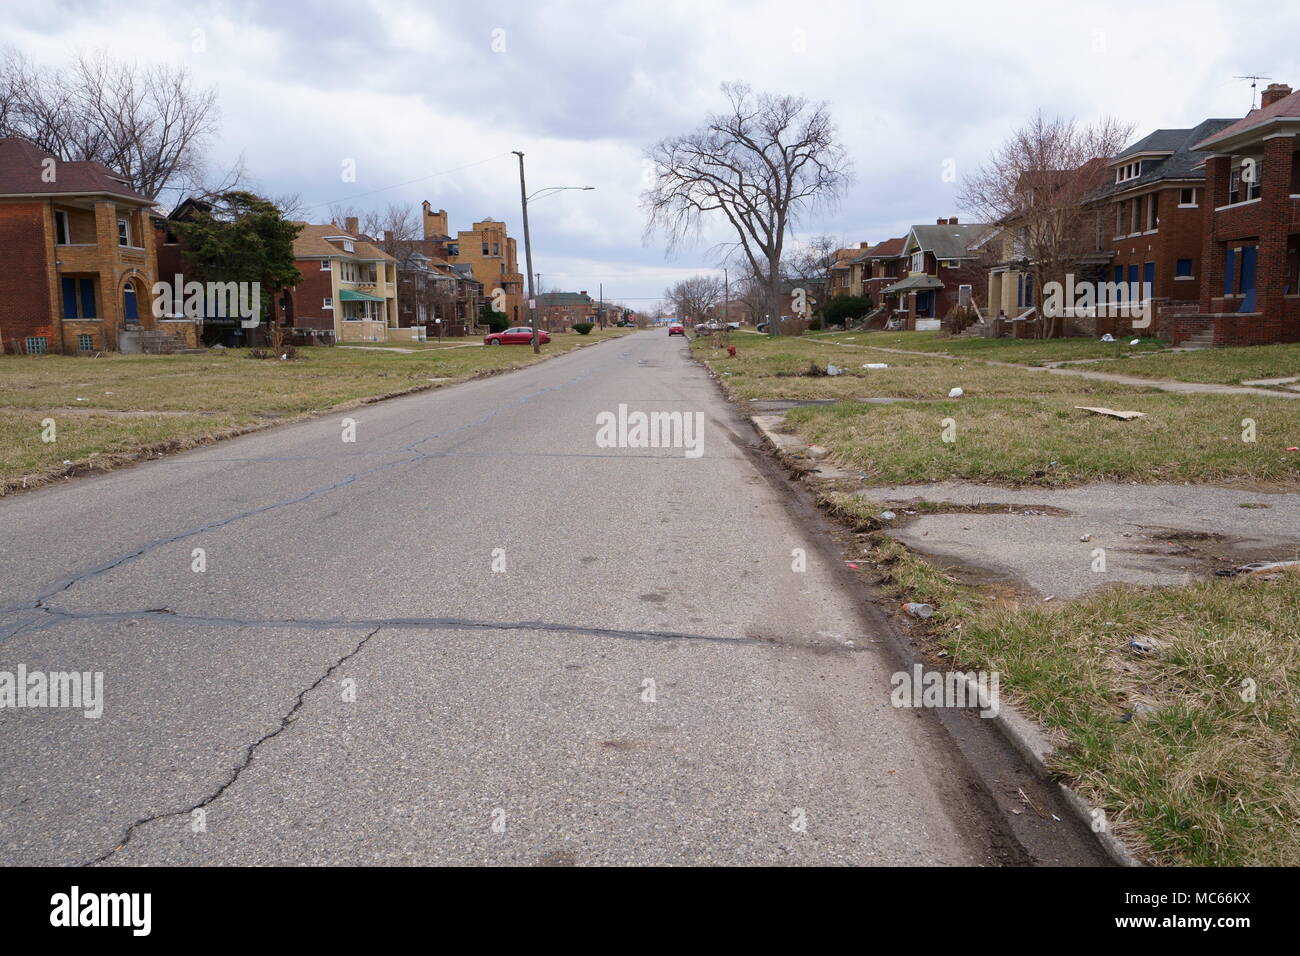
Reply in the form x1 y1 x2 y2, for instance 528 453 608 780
643 83 851 335
665 275 724 324
0 49 232 202
957 111 1133 337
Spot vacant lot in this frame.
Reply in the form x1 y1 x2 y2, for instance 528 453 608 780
695 334 1300 486
0 330 628 491
809 329 1169 365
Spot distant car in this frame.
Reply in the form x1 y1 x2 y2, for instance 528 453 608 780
484 327 550 345
668 323 685 336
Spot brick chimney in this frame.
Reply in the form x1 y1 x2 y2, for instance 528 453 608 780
1261 83 1292 108
948 217 959 225
344 216 359 235
936 218 945 225
859 241 871 248
421 202 449 240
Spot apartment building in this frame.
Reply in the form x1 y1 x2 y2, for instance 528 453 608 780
420 203 525 324
0 137 161 354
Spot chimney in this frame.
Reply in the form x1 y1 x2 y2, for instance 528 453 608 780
580 290 588 296
422 205 449 240
860 241 870 248
1261 83 1292 108
936 218 945 225
344 216 358 235
383 230 394 244
948 217 959 225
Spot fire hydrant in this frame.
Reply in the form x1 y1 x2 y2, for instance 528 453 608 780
727 345 737 357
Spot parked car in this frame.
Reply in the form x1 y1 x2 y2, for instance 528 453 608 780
668 323 685 336
484 327 550 345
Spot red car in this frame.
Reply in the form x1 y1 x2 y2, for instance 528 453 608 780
668 323 685 336
484 327 550 345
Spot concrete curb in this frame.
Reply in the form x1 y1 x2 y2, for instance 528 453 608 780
751 408 1145 868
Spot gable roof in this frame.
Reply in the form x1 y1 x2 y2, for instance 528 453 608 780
290 222 395 261
858 237 906 260
0 137 152 204
537 292 592 306
1193 89 1300 151
905 223 991 259
1094 119 1236 198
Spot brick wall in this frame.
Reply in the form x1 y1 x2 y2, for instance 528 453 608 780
0 203 54 352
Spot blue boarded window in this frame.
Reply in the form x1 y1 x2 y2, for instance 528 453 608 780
61 277 78 319
79 279 96 318
1175 259 1193 278
1224 247 1237 295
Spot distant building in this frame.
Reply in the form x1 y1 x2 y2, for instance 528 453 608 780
420 203 525 325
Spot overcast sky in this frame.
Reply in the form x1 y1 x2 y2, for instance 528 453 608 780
7 0 1298 307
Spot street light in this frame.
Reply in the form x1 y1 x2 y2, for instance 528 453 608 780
512 150 593 353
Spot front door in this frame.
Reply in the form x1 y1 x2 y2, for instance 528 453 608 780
123 285 139 323
1239 246 1257 312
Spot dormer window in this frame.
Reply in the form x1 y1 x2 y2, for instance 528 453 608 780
1116 161 1141 183
343 240 355 252
911 251 924 273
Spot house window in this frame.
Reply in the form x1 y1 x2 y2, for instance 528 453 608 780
911 251 924 273
117 217 130 246
493 242 500 256
320 260 331 271
77 333 94 352
1178 188 1197 207
323 297 333 309
1130 199 1140 234
1175 258 1194 278
54 210 70 245
25 336 49 355
1115 203 1123 236
482 242 489 255
1146 194 1159 231
343 240 355 252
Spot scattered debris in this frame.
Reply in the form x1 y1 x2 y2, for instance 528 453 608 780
806 445 831 461
1100 333 1115 342
862 363 889 369
902 602 934 618
1075 406 1146 421
825 363 843 376
880 510 896 521
948 387 964 398
1130 338 1141 345
1126 638 1156 654
1215 559 1300 578
1080 533 1091 542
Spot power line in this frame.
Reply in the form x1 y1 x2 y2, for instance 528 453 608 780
306 151 513 210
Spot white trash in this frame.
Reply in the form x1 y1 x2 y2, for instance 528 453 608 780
825 364 843 376
948 387 964 398
1100 333 1115 342
862 363 889 369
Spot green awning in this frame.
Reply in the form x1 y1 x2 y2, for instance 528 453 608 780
883 274 945 294
339 288 384 302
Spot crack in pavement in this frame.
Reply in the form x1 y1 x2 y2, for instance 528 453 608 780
86 625 385 866
31 603 861 653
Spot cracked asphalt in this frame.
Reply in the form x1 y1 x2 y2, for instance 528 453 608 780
1 331 1010 865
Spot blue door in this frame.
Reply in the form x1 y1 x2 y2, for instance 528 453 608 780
123 286 139 321
916 290 934 317
1239 246 1257 311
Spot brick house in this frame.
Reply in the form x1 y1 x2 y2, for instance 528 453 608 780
1088 119 1236 319
419 203 525 324
886 220 991 329
855 237 906 316
0 137 161 354
287 220 403 343
1187 83 1300 345
536 291 594 330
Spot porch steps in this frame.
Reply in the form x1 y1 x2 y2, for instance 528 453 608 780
1181 330 1215 350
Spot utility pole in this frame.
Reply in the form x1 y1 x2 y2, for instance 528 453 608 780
512 150 540 354
598 283 604 329
724 268 729 327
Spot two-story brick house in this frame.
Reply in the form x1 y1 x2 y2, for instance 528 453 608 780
1190 83 1300 345
0 137 160 354
536 291 594 330
1090 119 1235 313
287 221 402 343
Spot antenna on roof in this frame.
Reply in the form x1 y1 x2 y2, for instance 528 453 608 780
1234 74 1272 109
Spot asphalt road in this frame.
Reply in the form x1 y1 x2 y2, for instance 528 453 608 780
2 330 1011 866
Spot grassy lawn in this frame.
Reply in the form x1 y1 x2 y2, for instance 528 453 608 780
0 329 628 491
840 514 1300 867
1086 342 1300 385
696 335 1300 485
808 329 1169 365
